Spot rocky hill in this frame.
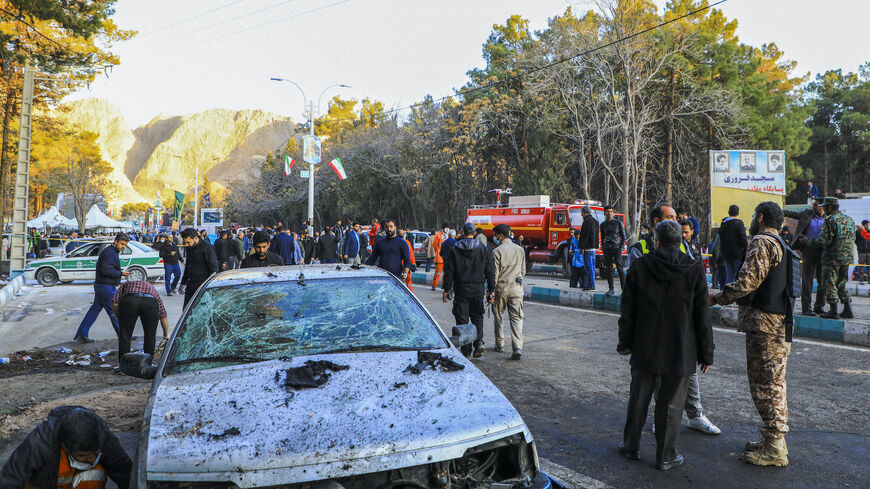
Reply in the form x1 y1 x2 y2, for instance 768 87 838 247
58 98 297 207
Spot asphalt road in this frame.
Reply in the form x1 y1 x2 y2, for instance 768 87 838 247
1 281 869 488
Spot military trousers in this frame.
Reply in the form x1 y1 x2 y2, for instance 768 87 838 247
821 262 850 305
746 332 791 438
493 285 524 350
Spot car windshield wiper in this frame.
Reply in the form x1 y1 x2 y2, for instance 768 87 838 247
317 344 423 354
172 355 268 366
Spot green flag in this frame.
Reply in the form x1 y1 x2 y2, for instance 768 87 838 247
174 191 185 220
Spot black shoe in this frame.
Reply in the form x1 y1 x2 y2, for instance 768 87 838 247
657 454 684 470
840 302 854 319
802 310 817 317
73 335 94 343
511 349 522 360
494 345 504 353
813 305 824 315
617 445 639 461
821 303 839 319
606 289 615 296
473 346 485 358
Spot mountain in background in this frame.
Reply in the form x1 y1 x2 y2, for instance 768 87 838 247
58 98 297 207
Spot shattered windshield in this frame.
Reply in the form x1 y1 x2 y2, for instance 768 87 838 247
167 277 447 374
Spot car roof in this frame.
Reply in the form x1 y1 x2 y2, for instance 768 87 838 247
207 264 392 286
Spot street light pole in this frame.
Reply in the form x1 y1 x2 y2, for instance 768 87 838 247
270 78 349 236
194 164 199 229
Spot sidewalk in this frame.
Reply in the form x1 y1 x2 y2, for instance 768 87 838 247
411 270 870 347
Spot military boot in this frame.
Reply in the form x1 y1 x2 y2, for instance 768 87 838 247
745 438 764 452
743 436 788 466
840 301 854 319
821 303 839 319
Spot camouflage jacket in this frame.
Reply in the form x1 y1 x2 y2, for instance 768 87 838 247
806 210 856 265
712 233 786 336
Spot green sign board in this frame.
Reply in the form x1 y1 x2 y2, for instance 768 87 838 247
300 170 310 178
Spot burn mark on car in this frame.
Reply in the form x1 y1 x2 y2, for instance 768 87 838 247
210 427 241 441
278 360 349 390
404 351 465 374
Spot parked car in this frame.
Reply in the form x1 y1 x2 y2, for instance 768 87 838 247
123 265 563 489
24 240 165 286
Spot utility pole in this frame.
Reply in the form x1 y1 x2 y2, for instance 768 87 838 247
307 100 315 237
10 59 34 275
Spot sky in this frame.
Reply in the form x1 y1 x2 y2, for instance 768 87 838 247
65 0 870 128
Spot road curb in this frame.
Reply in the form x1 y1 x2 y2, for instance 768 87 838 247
0 274 25 310
410 271 870 347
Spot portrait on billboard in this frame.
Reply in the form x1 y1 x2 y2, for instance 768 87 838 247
768 152 784 173
739 152 757 172
713 152 730 172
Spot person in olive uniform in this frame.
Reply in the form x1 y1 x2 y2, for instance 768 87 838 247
800 197 856 319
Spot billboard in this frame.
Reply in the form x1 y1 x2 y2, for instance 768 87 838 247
201 208 223 226
710 150 785 229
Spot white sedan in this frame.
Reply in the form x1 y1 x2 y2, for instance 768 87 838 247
24 241 165 286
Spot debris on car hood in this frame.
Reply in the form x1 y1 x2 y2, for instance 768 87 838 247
278 360 349 389
145 351 529 483
404 351 465 374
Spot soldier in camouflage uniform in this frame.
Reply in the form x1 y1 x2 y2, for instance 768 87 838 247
712 201 790 466
801 197 856 319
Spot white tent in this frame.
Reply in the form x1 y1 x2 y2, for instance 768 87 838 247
84 204 132 229
26 206 77 229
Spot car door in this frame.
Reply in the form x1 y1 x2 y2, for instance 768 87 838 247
120 244 134 271
62 244 98 280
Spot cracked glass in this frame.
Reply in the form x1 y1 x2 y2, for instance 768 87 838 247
168 277 446 373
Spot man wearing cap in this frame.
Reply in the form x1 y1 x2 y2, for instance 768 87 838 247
442 223 495 358
491 224 526 360
800 196 856 319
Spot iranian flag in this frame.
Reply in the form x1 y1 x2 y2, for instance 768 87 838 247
328 158 347 180
284 155 295 176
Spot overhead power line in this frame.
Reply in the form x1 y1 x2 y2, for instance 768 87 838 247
133 0 249 39
320 0 730 123
0 6 67 50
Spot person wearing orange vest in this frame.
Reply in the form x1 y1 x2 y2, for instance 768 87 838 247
431 222 449 290
398 228 417 291
369 218 380 249
0 406 131 489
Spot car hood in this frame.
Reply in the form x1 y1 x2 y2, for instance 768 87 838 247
145 350 529 483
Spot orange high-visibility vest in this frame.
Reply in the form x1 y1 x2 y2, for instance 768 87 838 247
53 447 107 489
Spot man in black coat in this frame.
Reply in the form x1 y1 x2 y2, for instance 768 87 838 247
576 206 600 290
180 227 219 307
316 228 339 264
719 204 747 283
241 231 285 268
443 223 496 358
0 406 131 489
617 220 714 470
784 197 826 314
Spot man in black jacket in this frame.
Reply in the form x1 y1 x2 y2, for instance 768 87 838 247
241 231 284 268
719 205 747 283
158 234 184 296
316 228 339 264
214 230 230 271
180 227 219 307
74 234 130 343
0 406 131 489
577 206 600 290
617 220 714 470
599 205 626 295
784 198 825 314
443 223 496 358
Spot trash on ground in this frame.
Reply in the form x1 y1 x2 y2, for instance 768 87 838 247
404 351 465 375
0 358 10 365
57 348 73 354
45 308 53 314
98 351 112 358
20 355 32 362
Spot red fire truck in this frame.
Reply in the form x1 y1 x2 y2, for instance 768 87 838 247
466 195 625 278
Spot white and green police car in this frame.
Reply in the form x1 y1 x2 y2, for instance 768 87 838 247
25 241 165 287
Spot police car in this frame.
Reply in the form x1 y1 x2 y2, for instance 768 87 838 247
24 241 165 287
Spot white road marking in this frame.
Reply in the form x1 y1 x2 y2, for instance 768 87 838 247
539 457 614 489
529 301 870 353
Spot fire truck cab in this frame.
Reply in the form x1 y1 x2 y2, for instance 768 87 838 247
466 195 623 278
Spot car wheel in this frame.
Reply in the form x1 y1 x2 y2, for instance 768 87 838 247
36 267 59 287
127 266 147 282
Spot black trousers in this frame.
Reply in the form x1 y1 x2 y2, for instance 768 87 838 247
602 251 625 290
452 294 485 354
569 265 585 288
183 280 205 308
801 249 824 311
118 295 160 357
623 366 689 463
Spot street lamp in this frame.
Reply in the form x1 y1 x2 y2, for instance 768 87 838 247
270 78 350 235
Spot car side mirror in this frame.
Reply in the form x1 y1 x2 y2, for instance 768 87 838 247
450 324 477 348
120 352 157 380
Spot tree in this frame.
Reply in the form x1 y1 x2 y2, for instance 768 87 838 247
30 116 116 233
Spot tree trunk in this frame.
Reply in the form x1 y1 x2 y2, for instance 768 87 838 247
0 79 17 236
665 70 675 203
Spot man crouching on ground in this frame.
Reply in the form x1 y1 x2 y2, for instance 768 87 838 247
0 406 132 489
617 220 714 470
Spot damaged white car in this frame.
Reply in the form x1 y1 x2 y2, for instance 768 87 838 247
123 265 564 489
